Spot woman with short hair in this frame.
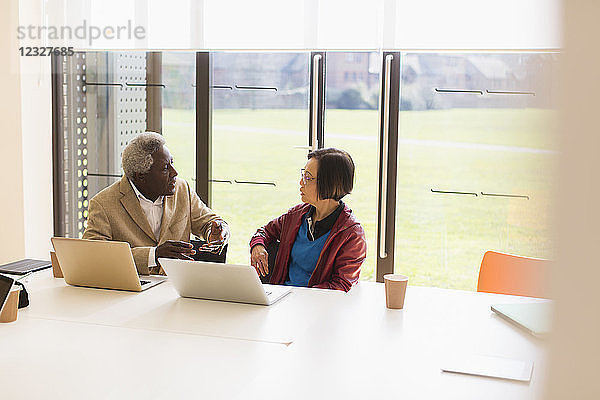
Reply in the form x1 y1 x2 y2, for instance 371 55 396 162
249 148 367 292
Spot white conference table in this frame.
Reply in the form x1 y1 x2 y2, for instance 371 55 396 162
0 270 549 399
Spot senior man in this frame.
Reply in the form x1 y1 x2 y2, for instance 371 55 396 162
82 131 229 274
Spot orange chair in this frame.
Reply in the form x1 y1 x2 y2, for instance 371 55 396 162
477 251 549 299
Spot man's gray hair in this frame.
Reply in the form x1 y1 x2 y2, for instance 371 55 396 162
121 131 166 179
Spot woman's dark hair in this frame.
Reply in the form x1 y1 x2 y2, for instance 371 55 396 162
307 148 355 201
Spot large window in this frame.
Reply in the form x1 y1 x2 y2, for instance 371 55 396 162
52 50 558 291
161 53 196 185
210 52 310 265
393 52 559 290
52 51 150 238
324 52 380 280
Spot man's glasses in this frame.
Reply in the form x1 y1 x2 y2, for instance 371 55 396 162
300 169 316 185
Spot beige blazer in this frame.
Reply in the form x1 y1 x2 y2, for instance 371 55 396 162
82 176 221 274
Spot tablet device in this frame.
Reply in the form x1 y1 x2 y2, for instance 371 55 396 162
0 259 52 275
0 274 15 313
190 239 227 263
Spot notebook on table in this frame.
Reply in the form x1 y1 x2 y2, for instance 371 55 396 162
441 354 533 382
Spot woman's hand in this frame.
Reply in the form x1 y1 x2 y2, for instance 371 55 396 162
250 245 269 277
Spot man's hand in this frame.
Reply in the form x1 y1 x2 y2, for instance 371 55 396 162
208 220 229 243
199 220 230 254
155 240 196 263
250 244 269 277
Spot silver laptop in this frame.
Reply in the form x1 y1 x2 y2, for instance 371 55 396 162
51 237 166 292
491 302 553 338
159 258 291 306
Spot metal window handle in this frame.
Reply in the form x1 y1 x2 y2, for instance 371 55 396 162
125 83 165 88
234 180 276 187
311 54 322 151
434 88 483 95
86 172 123 178
480 192 530 199
194 85 233 89
84 82 124 88
485 89 535 96
431 189 478 196
380 54 393 259
435 88 536 96
198 178 275 186
234 85 278 91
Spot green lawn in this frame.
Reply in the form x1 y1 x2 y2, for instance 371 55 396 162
162 108 558 290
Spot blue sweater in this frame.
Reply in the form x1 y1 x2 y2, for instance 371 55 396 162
284 216 331 287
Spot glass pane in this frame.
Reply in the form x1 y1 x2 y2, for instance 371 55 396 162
324 52 380 281
161 53 196 186
80 51 149 237
211 52 310 264
395 52 559 290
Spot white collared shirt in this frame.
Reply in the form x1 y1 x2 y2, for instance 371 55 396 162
129 179 163 268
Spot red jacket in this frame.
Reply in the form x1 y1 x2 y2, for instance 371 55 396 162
249 203 367 292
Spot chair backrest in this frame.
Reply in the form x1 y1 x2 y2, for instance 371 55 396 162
477 250 549 298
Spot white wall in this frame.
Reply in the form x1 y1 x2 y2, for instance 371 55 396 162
0 0 53 264
19 1 54 259
0 0 25 264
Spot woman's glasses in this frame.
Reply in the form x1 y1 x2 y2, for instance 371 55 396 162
300 169 316 185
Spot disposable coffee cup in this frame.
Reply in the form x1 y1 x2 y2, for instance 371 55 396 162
0 287 20 323
384 274 408 309
50 251 63 278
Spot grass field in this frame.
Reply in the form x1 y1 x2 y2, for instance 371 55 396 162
162 108 558 290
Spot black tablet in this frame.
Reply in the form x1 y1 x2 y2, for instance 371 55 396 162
190 239 227 264
0 259 52 275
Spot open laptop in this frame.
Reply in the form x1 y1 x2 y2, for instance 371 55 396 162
51 237 166 292
159 258 291 306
